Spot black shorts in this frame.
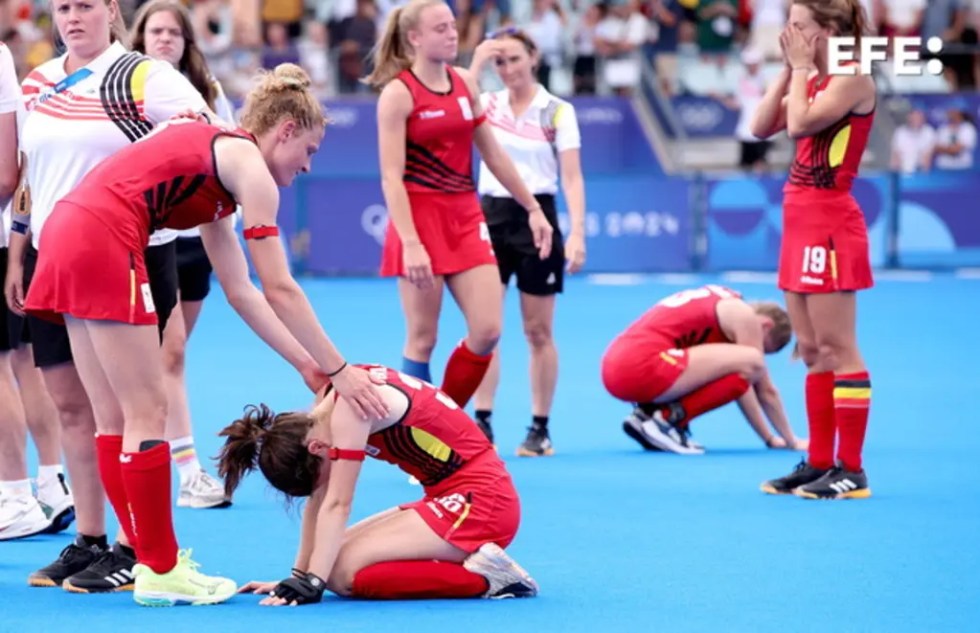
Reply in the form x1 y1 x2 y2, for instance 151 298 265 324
0 248 27 352
739 140 771 167
175 236 213 302
481 194 564 296
146 240 178 341
22 242 178 368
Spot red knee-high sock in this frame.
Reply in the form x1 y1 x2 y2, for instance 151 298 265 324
834 371 871 472
351 561 488 599
805 371 836 469
440 341 492 408
120 442 178 574
95 435 138 548
670 373 750 428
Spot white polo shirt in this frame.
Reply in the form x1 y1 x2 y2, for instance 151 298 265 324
0 42 24 249
477 85 581 198
20 42 206 250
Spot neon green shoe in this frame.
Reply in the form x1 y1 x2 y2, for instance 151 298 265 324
133 549 236 607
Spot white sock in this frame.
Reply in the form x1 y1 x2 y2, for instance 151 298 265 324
37 464 64 487
171 435 202 483
0 479 34 498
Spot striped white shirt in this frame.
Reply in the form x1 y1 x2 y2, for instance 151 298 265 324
477 85 580 198
0 42 24 249
20 42 206 250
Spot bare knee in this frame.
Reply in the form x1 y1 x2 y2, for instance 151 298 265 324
740 348 766 382
326 555 357 597
467 319 501 355
46 379 94 431
161 337 186 377
797 338 820 368
406 324 438 359
523 319 553 350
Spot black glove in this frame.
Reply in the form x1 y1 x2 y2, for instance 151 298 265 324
271 572 326 605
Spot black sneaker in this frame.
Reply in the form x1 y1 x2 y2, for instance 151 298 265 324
475 418 494 445
28 537 107 587
622 406 704 455
516 424 554 457
795 466 871 500
760 460 830 495
63 542 136 593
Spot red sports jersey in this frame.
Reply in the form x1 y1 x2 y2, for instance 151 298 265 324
60 120 242 244
398 67 480 194
361 366 496 492
784 73 874 196
615 285 742 350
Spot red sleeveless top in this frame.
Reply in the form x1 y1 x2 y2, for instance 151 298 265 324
784 73 874 196
397 66 483 194
62 120 244 244
613 285 741 350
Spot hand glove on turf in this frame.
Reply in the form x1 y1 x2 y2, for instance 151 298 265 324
271 572 326 604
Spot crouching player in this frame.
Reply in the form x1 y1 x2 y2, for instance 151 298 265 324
601 285 806 454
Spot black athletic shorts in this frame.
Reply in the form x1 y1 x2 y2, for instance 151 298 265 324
176 236 213 302
0 248 27 352
481 194 565 296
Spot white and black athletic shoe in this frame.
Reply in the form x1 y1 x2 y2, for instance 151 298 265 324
62 543 137 593
795 466 871 500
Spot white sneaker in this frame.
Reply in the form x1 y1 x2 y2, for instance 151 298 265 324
463 543 539 599
0 495 52 540
177 470 231 509
622 408 705 455
36 473 75 534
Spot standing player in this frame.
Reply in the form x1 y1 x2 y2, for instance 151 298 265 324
364 0 553 409
0 40 73 540
751 0 874 499
3 0 189 592
467 28 587 457
131 0 237 510
221 364 538 605
602 285 805 454
23 64 388 606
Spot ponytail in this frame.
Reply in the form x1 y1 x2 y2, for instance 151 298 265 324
362 0 445 89
217 404 322 499
363 6 412 88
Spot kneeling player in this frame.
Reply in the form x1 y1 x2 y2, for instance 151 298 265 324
220 364 538 605
601 285 806 454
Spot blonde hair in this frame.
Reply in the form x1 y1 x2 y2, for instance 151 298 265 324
362 0 445 89
239 64 327 136
752 301 793 353
792 0 870 49
55 0 128 48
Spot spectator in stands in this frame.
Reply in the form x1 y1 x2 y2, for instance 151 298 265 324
921 0 978 91
595 0 650 97
647 0 685 94
934 108 977 170
298 21 332 99
261 21 301 68
697 0 739 60
748 0 788 61
890 109 936 174
731 48 771 172
879 0 925 37
525 0 566 91
571 1 601 94
336 0 378 93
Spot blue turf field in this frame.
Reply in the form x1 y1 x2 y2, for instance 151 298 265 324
2 273 978 632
